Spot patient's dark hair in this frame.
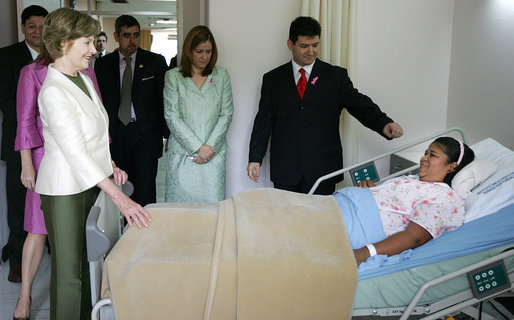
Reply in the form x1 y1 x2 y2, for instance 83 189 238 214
432 137 475 186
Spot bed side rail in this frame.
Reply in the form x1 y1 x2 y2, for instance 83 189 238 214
308 127 466 194
87 180 133 319
401 249 514 320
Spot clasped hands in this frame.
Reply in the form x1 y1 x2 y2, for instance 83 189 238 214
193 144 216 164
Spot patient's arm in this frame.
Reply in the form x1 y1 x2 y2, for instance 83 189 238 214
356 180 376 188
353 221 432 266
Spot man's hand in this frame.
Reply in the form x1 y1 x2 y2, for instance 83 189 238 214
247 162 261 182
383 122 403 139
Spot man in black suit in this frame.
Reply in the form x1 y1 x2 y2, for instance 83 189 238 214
0 5 48 282
247 16 403 195
89 31 109 68
95 31 109 57
95 15 168 206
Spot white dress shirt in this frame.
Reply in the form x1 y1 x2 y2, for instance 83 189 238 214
25 41 39 60
291 60 315 85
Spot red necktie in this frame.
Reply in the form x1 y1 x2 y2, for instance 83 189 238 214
297 68 307 99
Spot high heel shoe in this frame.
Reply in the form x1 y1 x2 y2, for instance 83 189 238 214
13 297 31 320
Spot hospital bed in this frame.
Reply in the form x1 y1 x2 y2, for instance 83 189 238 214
311 127 514 319
87 128 514 319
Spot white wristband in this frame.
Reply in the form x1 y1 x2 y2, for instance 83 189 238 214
365 243 377 257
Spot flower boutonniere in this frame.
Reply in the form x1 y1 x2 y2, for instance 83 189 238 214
209 78 213 84
311 76 319 85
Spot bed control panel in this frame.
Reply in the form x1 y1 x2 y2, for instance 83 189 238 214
349 162 380 185
467 259 511 300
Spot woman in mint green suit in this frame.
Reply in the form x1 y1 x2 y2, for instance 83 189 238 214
164 26 233 202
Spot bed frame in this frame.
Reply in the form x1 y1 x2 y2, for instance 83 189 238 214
87 128 513 319
352 248 514 319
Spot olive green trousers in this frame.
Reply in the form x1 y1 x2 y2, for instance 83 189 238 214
41 187 99 320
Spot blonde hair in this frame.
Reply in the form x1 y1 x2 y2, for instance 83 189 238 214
40 8 100 64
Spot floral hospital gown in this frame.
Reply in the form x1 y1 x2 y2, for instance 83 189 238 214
371 175 465 239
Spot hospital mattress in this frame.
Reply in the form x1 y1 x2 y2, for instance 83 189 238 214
354 244 514 309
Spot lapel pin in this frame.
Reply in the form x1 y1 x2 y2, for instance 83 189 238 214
139 64 143 68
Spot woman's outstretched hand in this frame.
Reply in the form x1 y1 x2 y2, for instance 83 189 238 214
114 195 152 229
97 177 152 229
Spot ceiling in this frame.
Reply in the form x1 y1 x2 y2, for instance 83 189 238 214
77 0 177 30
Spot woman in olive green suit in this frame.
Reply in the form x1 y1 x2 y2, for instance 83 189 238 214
36 9 151 319
164 26 234 202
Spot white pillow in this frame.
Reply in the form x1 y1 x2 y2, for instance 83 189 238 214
462 138 514 223
451 158 498 199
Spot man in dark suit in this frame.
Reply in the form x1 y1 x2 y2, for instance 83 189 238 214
95 15 168 206
89 31 109 68
247 16 403 195
0 5 48 282
95 31 109 57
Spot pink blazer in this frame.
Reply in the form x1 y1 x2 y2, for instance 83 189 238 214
14 60 102 153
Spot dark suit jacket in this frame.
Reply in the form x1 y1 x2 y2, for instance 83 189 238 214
0 41 33 163
94 48 169 160
249 59 394 186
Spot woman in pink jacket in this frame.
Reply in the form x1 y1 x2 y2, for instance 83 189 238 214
13 57 101 319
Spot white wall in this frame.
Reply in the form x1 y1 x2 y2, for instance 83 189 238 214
0 0 17 46
447 0 514 149
209 0 301 197
351 0 455 165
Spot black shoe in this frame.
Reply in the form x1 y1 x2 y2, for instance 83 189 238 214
2 245 8 262
13 297 31 320
45 238 51 255
8 265 22 283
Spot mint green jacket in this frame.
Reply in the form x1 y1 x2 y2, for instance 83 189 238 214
163 66 234 202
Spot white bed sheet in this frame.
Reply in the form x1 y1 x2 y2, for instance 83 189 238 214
463 138 514 222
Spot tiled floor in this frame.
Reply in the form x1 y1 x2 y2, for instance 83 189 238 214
0 155 167 319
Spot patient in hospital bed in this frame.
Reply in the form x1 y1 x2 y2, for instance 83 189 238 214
333 137 475 266
100 136 508 318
